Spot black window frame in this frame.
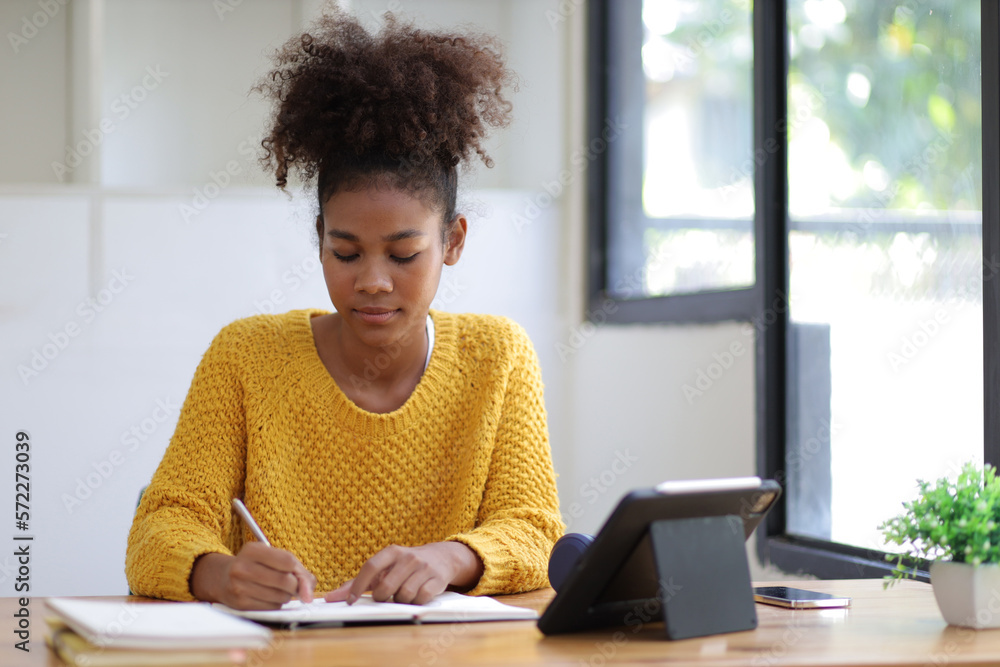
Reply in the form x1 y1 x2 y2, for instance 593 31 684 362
588 0 1000 579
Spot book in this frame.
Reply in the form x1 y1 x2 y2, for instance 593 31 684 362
45 598 272 650
214 591 539 627
46 619 252 666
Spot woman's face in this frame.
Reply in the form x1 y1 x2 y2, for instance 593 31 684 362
319 185 465 351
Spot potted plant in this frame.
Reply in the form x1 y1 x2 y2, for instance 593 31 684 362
879 462 1000 628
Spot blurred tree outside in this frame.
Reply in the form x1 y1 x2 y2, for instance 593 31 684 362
786 0 981 214
636 0 981 298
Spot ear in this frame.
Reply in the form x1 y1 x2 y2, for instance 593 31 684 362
315 215 324 260
443 215 467 266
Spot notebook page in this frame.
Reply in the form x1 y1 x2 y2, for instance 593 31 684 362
411 592 538 622
220 596 417 625
216 592 537 625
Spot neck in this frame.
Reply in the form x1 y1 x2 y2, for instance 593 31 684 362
333 315 428 391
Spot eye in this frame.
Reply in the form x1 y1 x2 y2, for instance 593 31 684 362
392 254 419 264
332 251 358 263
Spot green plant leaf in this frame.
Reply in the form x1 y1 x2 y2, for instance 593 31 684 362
879 462 1000 582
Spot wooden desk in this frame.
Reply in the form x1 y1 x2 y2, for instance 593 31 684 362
5 579 999 666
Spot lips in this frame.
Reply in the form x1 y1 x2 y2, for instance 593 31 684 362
354 308 399 325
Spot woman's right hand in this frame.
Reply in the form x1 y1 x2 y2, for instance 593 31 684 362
189 542 316 610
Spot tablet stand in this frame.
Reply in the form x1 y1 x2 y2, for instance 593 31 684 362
650 514 757 640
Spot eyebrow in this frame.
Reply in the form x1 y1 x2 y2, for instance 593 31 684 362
326 229 427 243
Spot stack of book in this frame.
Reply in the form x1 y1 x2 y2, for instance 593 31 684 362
45 592 537 664
45 598 272 666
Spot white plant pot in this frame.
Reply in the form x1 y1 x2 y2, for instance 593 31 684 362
930 560 1000 628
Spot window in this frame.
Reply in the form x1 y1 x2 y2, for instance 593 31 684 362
784 0 982 558
590 0 758 324
591 0 1000 578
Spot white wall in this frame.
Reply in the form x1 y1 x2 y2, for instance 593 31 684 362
100 0 302 188
0 0 70 183
0 0 765 597
562 323 756 534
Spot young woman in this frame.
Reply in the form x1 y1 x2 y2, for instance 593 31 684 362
125 10 563 611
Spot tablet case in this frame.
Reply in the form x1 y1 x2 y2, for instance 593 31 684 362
651 515 757 639
538 479 781 640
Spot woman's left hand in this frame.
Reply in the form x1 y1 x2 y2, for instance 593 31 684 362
324 542 483 606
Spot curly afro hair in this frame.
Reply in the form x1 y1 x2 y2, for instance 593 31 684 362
256 8 515 230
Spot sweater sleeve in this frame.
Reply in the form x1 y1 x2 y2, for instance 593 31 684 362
125 324 248 601
446 323 565 595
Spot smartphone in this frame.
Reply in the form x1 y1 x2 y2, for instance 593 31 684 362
752 586 851 609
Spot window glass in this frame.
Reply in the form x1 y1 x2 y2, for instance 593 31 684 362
608 0 755 298
785 0 982 554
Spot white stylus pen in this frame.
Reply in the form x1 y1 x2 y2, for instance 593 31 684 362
232 498 272 547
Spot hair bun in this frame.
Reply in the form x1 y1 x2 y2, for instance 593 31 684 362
257 9 515 192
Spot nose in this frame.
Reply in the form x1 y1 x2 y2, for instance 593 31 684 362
355 259 393 294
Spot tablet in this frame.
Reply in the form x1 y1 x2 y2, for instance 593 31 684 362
537 476 781 637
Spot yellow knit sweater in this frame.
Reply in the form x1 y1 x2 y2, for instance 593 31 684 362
125 309 563 601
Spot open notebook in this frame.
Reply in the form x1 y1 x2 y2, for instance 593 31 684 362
215 591 538 627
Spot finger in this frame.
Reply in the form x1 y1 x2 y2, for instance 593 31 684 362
411 578 446 606
296 569 316 603
237 542 316 602
391 566 446 606
348 550 399 604
243 542 307 578
232 556 297 593
233 591 291 611
324 580 353 603
371 557 424 603
224 568 296 609
234 544 307 599
347 569 381 604
231 560 300 603
286 557 317 603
